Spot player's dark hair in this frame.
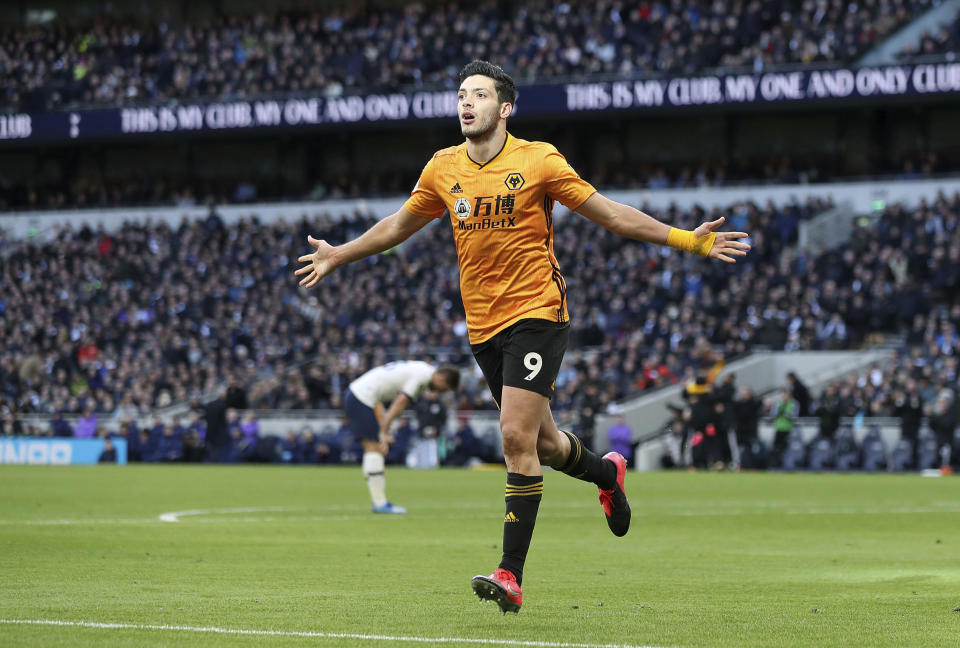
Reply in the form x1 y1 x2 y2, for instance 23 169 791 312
458 60 516 107
436 365 461 391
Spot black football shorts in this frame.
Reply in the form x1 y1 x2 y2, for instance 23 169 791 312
471 318 570 406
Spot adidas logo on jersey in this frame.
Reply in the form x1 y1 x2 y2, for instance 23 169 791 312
449 182 464 194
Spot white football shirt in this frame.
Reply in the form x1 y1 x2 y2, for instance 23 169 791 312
348 361 437 408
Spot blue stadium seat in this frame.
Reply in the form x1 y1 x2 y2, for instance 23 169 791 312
917 434 941 470
860 427 887 472
740 439 768 471
834 427 860 471
890 438 914 472
807 436 835 471
781 438 807 471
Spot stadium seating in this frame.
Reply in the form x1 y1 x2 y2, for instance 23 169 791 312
916 433 941 469
780 428 807 470
833 426 860 471
890 438 914 472
807 436 834 471
3 191 960 434
0 0 941 113
860 427 888 472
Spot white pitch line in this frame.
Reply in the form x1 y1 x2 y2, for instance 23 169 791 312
1 504 958 527
0 517 156 526
0 619 663 648
158 506 291 523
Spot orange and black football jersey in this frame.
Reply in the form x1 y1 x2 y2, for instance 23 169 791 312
404 133 596 344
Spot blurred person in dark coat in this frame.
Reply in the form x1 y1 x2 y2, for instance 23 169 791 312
577 381 604 451
204 390 229 460
225 379 248 410
815 384 843 438
787 372 811 417
713 373 738 465
893 382 923 444
415 390 447 439
118 419 141 461
732 387 761 445
928 396 956 466
714 374 736 409
683 376 719 468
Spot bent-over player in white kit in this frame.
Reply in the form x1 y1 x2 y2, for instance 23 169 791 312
345 361 460 513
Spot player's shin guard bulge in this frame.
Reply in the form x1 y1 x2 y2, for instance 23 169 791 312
498 473 542 585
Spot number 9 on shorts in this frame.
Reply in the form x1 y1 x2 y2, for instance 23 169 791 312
470 318 570 403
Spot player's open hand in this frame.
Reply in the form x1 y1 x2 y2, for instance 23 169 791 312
693 216 751 264
295 236 336 288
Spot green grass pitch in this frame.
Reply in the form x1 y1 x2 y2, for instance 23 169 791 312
1 465 958 647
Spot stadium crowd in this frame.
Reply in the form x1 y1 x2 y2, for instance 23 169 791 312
898 8 960 60
664 366 960 473
1 0 940 113
729 0 938 68
660 192 960 471
3 191 959 430
797 192 960 469
0 196 807 422
781 306 960 470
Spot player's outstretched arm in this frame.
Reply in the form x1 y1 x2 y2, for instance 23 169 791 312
295 207 434 288
576 192 751 263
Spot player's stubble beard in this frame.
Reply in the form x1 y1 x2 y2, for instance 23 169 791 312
461 107 499 141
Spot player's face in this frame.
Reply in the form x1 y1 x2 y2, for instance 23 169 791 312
431 373 450 392
458 75 502 139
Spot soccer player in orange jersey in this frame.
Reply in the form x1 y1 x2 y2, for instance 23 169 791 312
296 60 751 614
